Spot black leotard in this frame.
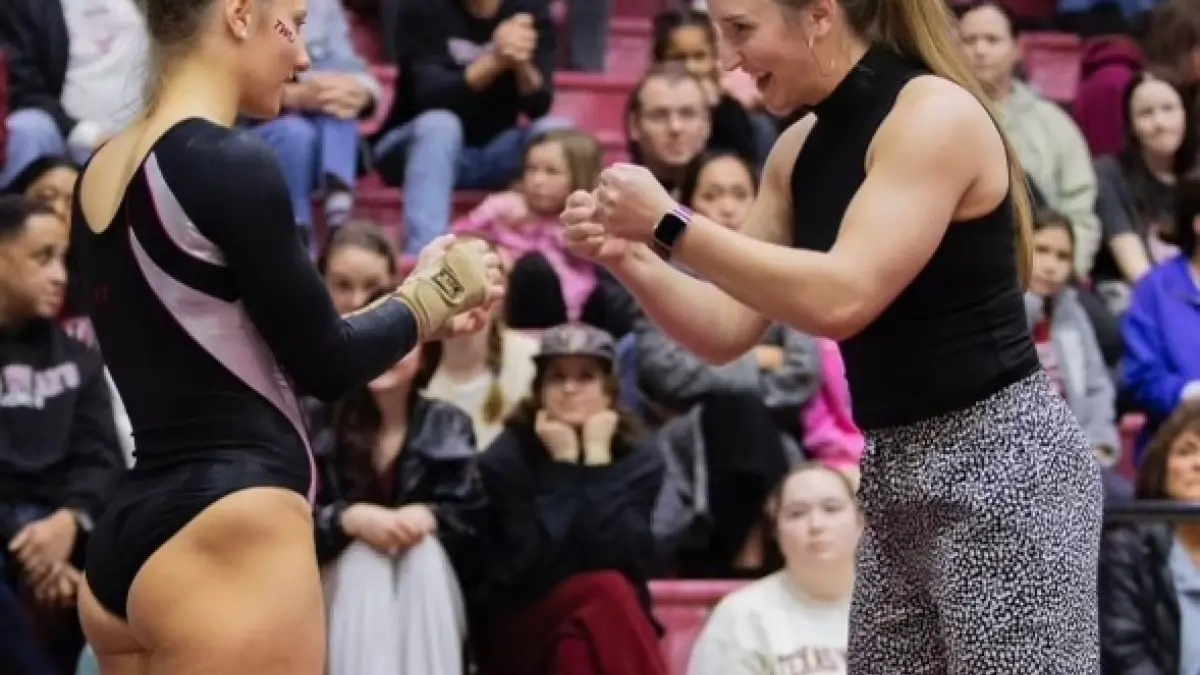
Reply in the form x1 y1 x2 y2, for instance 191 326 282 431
790 45 1040 429
72 118 420 619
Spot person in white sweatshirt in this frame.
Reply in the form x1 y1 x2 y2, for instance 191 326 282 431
687 464 860 675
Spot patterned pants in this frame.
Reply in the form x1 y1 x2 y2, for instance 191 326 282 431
848 371 1103 675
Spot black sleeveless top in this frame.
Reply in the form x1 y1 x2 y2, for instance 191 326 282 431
790 45 1039 430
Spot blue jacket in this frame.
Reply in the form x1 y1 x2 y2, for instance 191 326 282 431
1121 256 1200 455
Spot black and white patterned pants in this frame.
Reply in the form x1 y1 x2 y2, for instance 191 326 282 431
848 371 1103 675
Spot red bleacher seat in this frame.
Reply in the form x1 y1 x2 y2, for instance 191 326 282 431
650 580 745 675
551 72 639 137
1020 32 1083 104
345 8 384 65
613 0 675 20
1001 0 1058 23
605 18 653 77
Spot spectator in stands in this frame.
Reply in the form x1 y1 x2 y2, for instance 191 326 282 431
637 151 820 440
626 64 713 195
455 129 603 324
1094 74 1188 313
564 0 612 73
956 0 1102 276
466 323 667 675
5 157 77 226
800 339 864 480
425 323 539 448
642 153 814 579
2 159 133 466
688 464 859 675
1099 400 1200 675
374 0 568 256
424 239 539 447
0 0 146 189
317 220 399 315
1025 210 1122 463
0 196 124 674
650 9 775 166
1072 36 1143 158
1123 169 1200 458
1144 0 1200 89
250 0 381 245
313 332 483 675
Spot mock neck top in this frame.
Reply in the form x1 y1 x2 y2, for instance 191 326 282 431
790 45 1039 429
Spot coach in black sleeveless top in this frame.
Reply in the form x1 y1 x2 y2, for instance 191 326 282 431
790 44 1039 428
561 1 1103 673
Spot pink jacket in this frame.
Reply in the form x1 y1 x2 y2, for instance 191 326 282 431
801 339 864 472
454 192 598 320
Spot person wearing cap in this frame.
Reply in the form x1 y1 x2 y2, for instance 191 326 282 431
462 323 668 675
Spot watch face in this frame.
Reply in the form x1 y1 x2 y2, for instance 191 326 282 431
654 212 687 250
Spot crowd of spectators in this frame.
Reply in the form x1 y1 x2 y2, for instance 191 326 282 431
0 0 1198 673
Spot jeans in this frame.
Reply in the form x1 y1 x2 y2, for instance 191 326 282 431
373 111 572 255
566 0 612 72
2 109 69 190
0 503 61 675
251 113 361 229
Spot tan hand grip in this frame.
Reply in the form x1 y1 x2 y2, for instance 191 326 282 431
395 243 490 341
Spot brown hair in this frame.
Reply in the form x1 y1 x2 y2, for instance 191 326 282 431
527 129 604 194
330 287 441 502
775 0 1034 286
504 358 646 455
1136 400 1200 500
316 219 399 277
134 0 221 109
763 463 859 528
1144 0 1200 79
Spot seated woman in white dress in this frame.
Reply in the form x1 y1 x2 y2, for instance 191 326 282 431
687 464 861 675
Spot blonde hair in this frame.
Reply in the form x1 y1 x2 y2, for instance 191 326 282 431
439 234 509 425
527 129 605 193
777 0 1034 286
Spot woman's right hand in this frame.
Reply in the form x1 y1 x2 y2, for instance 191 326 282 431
536 410 580 463
340 503 406 554
561 190 633 266
398 235 506 341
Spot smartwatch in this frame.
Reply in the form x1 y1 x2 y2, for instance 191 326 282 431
652 205 693 260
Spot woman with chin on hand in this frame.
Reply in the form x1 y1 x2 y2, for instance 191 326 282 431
466 323 668 675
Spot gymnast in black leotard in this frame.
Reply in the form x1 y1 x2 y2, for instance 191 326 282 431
69 1 500 673
75 116 408 617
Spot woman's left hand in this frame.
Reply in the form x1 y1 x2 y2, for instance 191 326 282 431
595 164 678 245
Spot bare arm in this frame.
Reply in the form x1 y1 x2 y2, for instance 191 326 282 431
671 80 991 340
1109 232 1152 283
603 118 813 363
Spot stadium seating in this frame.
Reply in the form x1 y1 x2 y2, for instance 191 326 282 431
1019 32 1084 103
650 580 746 675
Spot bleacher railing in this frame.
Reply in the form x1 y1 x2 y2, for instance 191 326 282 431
1104 501 1200 523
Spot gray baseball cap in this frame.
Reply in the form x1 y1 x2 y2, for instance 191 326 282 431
535 323 616 368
